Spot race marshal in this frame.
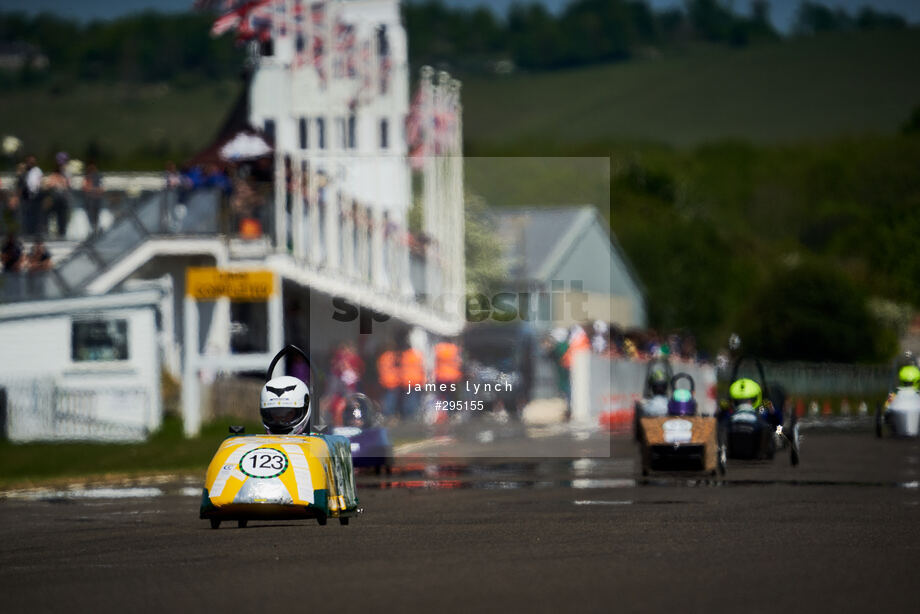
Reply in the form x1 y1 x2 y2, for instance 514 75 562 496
186 267 275 301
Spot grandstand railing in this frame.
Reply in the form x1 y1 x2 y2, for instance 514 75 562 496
1 188 267 303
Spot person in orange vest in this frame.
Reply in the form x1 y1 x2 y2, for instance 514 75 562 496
400 343 427 419
561 324 590 370
377 342 401 419
434 340 462 400
559 324 590 413
544 327 570 401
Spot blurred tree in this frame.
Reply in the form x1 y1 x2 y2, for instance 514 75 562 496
793 2 854 35
736 264 895 362
901 104 920 135
687 0 736 42
464 192 507 296
0 1 874 83
856 7 907 31
0 11 243 85
403 0 780 72
619 213 742 351
748 0 779 41
751 1 771 29
556 0 641 65
508 3 567 69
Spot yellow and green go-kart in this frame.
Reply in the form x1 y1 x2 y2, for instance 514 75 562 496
199 346 359 529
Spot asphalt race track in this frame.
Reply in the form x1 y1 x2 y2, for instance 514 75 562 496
2 428 919 613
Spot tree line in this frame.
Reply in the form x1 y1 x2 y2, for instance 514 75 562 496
604 134 920 362
0 0 911 88
0 11 244 88
406 0 909 71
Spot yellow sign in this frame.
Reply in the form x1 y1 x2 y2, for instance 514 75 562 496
186 267 274 301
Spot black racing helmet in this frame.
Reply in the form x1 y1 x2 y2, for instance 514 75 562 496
647 364 670 396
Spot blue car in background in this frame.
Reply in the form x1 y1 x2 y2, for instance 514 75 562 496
332 393 394 474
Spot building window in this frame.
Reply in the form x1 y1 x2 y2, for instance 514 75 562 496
347 114 356 149
316 117 326 150
230 303 268 354
380 118 389 149
264 119 276 144
376 25 389 56
71 319 129 362
335 117 346 149
299 117 308 150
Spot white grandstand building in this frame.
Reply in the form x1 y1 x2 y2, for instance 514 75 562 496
0 0 465 439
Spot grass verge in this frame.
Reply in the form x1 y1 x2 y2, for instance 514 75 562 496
0 415 263 489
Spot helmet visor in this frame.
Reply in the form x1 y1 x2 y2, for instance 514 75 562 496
343 395 375 427
732 397 757 412
899 365 920 386
260 405 306 430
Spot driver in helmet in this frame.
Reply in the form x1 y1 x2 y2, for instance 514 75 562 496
342 393 374 429
260 375 311 434
668 375 697 417
638 365 670 417
729 377 781 427
897 365 920 389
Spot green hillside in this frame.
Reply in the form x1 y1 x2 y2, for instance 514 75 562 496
0 80 242 168
463 29 920 149
1 29 919 166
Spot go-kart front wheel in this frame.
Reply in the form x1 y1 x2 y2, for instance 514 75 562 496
339 517 349 525
238 519 248 529
209 519 221 530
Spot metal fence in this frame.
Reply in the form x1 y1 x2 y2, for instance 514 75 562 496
0 379 151 442
2 189 217 303
572 354 718 428
572 356 893 430
208 375 264 423
729 361 890 399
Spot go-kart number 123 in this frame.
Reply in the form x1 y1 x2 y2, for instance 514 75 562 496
239 448 289 478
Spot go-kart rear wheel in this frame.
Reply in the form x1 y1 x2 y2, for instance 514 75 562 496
209 519 221 530
316 513 327 526
339 517 349 525
237 519 248 529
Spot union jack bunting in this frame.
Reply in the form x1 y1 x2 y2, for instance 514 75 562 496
205 1 270 39
406 74 460 167
311 2 328 83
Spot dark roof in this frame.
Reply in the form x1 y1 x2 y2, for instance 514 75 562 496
186 73 270 168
